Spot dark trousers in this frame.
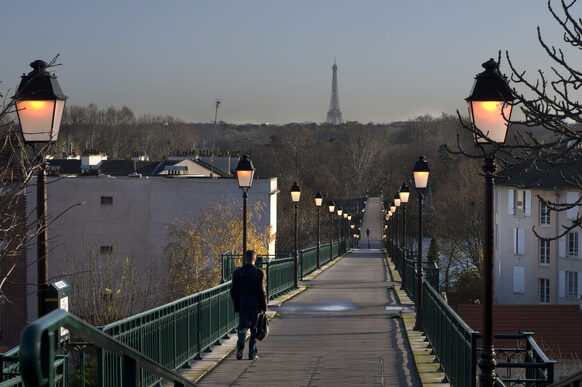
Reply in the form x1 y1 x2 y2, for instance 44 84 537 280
237 312 259 357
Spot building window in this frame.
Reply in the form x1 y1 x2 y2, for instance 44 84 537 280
539 200 550 225
538 278 550 303
515 190 526 215
539 239 550 265
513 228 525 255
566 271 578 297
101 196 113 205
100 245 114 255
568 232 579 257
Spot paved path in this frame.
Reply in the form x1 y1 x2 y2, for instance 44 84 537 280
198 243 421 386
362 197 384 246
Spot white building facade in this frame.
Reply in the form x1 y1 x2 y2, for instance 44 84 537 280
494 182 582 305
25 155 277 322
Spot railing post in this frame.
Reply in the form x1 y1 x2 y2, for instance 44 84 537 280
122 355 138 386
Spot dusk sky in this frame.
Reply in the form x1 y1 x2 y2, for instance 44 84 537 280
1 1 574 124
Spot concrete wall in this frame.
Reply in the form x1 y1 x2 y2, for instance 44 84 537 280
25 175 277 321
494 186 582 305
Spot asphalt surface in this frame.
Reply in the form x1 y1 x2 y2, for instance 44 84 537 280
198 247 420 386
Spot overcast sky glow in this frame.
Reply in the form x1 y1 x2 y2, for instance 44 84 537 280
0 1 574 124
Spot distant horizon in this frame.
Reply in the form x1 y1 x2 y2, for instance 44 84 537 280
1 1 575 124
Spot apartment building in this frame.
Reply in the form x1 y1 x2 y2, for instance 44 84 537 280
494 165 581 305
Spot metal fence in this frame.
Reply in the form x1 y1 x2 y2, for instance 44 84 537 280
99 281 236 386
387 241 555 386
0 346 67 387
4 243 351 386
423 280 478 386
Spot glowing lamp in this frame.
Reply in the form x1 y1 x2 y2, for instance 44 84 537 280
394 193 401 207
413 156 430 189
13 60 67 143
399 183 410 203
315 192 323 207
466 58 514 144
290 182 301 203
236 155 255 188
328 201 335 213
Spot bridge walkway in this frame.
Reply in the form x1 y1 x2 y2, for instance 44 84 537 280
197 244 420 386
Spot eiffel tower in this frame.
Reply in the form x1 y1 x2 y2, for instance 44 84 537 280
325 59 343 124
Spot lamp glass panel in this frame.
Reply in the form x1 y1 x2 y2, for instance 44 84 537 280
399 191 410 203
394 198 401 207
337 209 343 216
329 204 335 213
236 170 254 188
468 100 512 143
413 171 429 189
390 205 396 212
16 100 59 142
291 191 301 202
315 197 323 207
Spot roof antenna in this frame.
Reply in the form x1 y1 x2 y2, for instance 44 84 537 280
211 99 221 178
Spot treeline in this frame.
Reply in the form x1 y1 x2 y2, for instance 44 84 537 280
57 104 482 250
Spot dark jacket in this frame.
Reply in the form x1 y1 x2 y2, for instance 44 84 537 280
230 263 267 313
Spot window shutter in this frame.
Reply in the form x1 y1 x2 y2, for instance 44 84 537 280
525 190 532 216
559 235 566 257
567 192 579 220
517 228 525 255
559 271 565 298
578 273 582 298
513 228 518 255
513 266 525 293
507 189 514 215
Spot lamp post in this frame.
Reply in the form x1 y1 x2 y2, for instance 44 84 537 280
236 155 256 255
399 183 410 290
466 58 514 387
291 182 301 288
13 60 67 318
336 206 343 247
328 201 335 260
413 155 430 331
315 192 323 269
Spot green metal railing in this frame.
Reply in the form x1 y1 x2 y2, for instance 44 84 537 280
300 239 349 279
388 242 555 386
264 256 295 299
1 345 67 387
17 309 194 387
492 332 555 386
423 281 478 386
99 281 234 386
300 246 318 277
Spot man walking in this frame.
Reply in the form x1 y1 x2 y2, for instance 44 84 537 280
230 250 267 360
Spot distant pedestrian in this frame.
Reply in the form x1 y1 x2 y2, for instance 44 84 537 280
366 228 370 239
230 250 267 360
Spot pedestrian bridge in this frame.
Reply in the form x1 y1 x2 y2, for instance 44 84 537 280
3 198 556 386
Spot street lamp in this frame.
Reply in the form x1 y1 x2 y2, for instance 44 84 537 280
291 182 301 288
399 183 410 291
328 201 335 260
315 192 323 269
336 206 343 247
236 155 256 255
412 156 430 331
467 58 514 387
13 60 67 318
